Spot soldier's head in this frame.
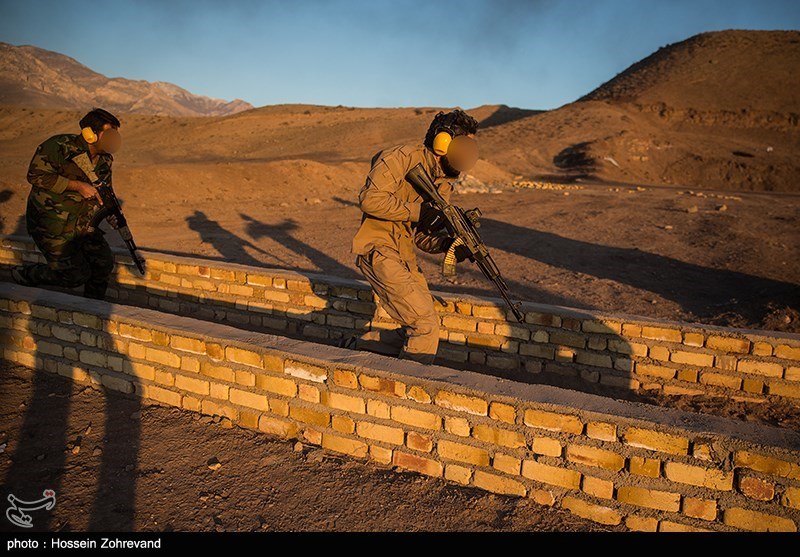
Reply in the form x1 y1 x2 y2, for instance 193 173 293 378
424 109 479 177
80 108 122 155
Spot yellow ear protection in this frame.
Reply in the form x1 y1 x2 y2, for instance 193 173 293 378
81 126 98 144
432 128 454 156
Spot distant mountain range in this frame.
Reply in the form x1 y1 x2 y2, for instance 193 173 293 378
0 42 253 117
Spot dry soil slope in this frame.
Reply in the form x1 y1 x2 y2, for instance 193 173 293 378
480 30 800 192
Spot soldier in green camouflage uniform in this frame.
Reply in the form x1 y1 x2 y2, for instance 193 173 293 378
12 108 123 300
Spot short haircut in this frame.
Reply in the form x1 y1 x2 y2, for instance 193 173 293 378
424 109 479 149
79 108 121 133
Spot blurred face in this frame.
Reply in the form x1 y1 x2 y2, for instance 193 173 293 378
444 133 478 173
96 123 122 154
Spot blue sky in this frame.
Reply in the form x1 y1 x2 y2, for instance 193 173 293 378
1 0 798 110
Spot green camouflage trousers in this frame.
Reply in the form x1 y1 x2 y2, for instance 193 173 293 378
22 215 115 300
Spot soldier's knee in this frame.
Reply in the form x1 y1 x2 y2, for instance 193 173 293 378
412 313 440 339
57 265 92 288
94 256 115 278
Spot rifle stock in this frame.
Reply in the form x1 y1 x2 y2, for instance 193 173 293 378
405 164 524 322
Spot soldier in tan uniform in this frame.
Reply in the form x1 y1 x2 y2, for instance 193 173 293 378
345 109 479 364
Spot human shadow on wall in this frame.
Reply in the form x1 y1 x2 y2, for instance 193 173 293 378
2 286 141 531
477 218 800 327
240 213 361 279
185 210 286 269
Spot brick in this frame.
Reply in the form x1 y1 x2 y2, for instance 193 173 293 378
699 372 742 390
435 391 488 416
472 424 526 449
723 508 797 532
289 405 330 427
472 305 507 320
607 340 648 357
393 451 443 477
200 362 235 382
444 416 470 437
368 444 393 465
493 453 521 475
73 312 101 329
255 374 297 397
488 402 516 424
587 337 607 351
582 320 621 334
407 386 431 404
783 487 800 510
442 315 477 332
206 343 225 360
259 353 283 373
226 346 263 368
775 344 800 360
181 356 200 373
714 355 737 371
525 312 561 327
139 384 182 407
664 462 733 490
562 496 621 526
519 343 555 359
738 475 775 501
734 451 800 480
367 399 391 419
406 431 433 452
575 351 613 368
641 326 682 343
629 456 660 478
101 374 134 394
677 368 699 382
737 360 783 378
635 363 676 379
529 489 556 507
682 497 717 521
532 437 562 457
298 384 320 403
623 428 688 455
659 521 711 533
438 440 490 467
616 486 680 512
706 336 751 354
123 361 156 381
473 471 526 497
332 415 355 434
356 421 405 445
586 422 617 442
476 321 495 335
785 366 800 381
523 410 583 434
768 381 800 399
151 330 170 347
332 369 358 389
567 444 625 471
522 460 581 490
359 374 406 398
79 350 106 367
282 360 327 383
246 273 272 287
235 370 256 387
322 391 365 414
200 399 238 421
174 374 210 396
444 464 472 485
683 333 705 347
582 476 614 499
670 350 715 367
550 330 585 349
259 415 299 438
495 323 531 341
169 335 206 354
625 515 658 532
752 342 773 356
466 335 502 350
648 346 670 361
38 341 63 357
230 388 269 411
391 406 441 431
144 347 181 368
182 396 201 413
238 410 260 429
269 398 289 417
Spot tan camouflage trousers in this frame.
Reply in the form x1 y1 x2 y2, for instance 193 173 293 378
356 248 440 365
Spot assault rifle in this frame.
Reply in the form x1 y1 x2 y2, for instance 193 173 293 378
72 153 146 275
405 163 524 322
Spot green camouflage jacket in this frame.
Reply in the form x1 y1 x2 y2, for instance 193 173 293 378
26 133 113 238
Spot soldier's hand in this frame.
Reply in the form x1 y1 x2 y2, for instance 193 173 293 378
106 214 120 229
72 181 103 205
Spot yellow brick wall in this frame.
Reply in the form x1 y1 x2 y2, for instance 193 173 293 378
2 284 799 533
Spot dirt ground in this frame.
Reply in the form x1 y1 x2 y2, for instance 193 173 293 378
0 361 617 533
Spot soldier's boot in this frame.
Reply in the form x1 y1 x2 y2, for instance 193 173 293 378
11 266 36 287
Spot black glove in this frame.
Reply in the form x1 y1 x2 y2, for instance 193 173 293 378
448 238 473 262
418 201 446 232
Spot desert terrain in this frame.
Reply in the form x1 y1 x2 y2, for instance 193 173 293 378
0 29 798 532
